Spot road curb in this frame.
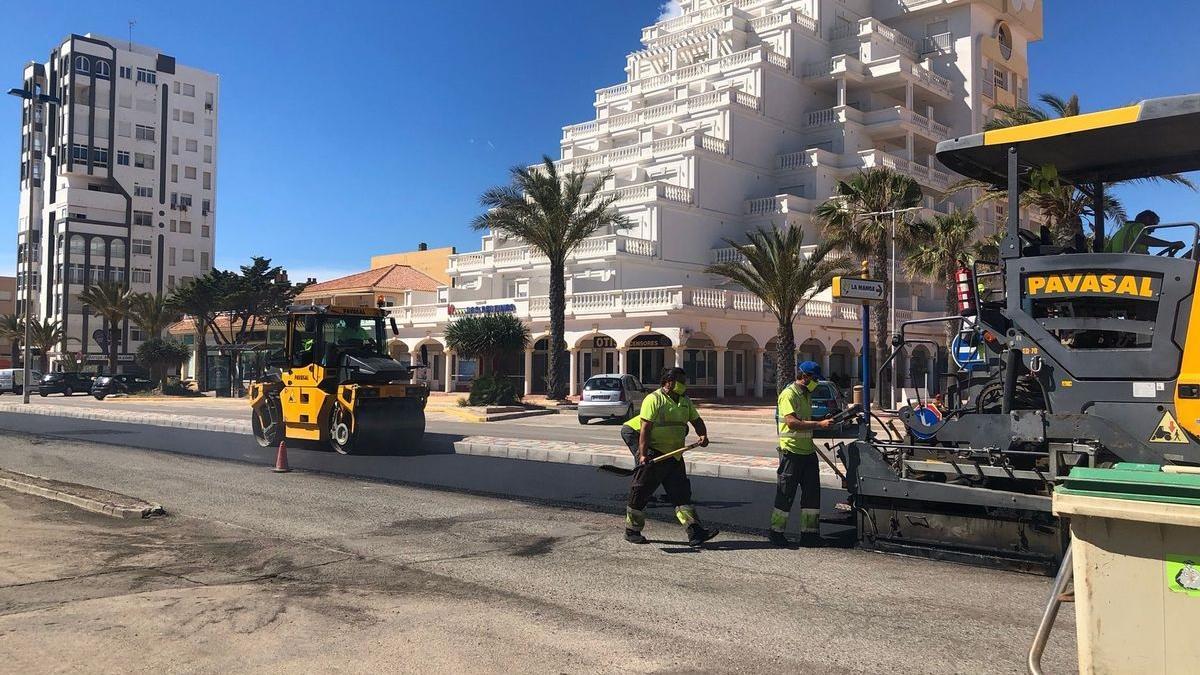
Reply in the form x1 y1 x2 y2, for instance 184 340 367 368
0 469 165 519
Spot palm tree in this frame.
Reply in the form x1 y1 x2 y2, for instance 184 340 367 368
444 313 531 376
168 274 223 391
968 92 1195 246
905 211 980 350
473 157 629 399
815 168 927 405
128 293 180 340
78 281 133 375
0 313 22 367
26 317 73 373
707 227 849 392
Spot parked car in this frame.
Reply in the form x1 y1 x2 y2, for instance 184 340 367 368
578 374 649 425
39 372 94 397
0 368 42 395
91 374 155 400
810 381 850 430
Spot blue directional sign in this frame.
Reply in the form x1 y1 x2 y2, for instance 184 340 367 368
951 334 987 370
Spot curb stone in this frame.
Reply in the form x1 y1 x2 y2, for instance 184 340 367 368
0 469 165 519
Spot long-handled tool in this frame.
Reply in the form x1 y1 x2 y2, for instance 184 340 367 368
597 441 703 477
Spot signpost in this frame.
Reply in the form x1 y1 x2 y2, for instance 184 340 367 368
832 273 885 434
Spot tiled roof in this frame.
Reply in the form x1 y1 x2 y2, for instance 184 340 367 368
296 264 439 297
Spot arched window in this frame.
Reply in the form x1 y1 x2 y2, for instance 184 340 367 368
997 22 1013 60
74 56 90 73
69 235 85 256
95 61 110 78
109 239 125 260
89 237 105 258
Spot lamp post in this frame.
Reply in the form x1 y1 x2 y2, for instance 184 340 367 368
9 85 59 404
859 206 922 408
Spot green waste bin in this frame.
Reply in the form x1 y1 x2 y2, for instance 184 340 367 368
1054 463 1200 673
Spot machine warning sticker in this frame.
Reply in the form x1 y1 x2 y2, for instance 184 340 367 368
1150 411 1188 444
1166 555 1200 596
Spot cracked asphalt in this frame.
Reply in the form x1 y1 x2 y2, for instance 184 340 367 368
0 432 1077 674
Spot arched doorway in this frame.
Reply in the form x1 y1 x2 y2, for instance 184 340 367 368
725 334 759 397
798 338 826 374
531 336 550 395
909 346 931 392
624 332 672 386
388 340 410 366
411 339 445 390
681 334 717 392
829 340 856 390
576 333 618 384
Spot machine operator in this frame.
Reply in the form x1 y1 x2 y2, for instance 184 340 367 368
770 360 833 548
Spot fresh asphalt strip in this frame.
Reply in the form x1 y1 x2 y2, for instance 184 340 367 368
0 411 853 540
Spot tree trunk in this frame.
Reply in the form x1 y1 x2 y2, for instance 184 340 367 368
871 245 891 408
194 325 208 391
774 318 796 394
546 258 568 400
9 342 18 369
107 318 120 374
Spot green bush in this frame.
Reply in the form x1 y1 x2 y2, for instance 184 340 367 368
468 374 522 406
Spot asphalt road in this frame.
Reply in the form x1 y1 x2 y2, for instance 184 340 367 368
0 427 1078 673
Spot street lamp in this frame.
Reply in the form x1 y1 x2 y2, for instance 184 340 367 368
9 85 59 404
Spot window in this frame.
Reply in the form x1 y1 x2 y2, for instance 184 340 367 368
180 82 195 96
95 61 110 78
184 166 196 179
993 65 1010 91
136 68 156 84
170 219 177 232
131 268 151 284
130 327 145 342
134 184 153 198
168 275 176 290
201 224 210 238
203 119 213 137
202 172 211 190
117 121 131 137
997 22 1013 60
201 199 211 215
135 124 155 141
203 145 212 163
182 248 195 262
171 164 178 182
169 247 176 265
69 237 86 255
180 220 192 234
134 152 154 169
170 192 178 207
200 251 209 269
181 110 194 124
185 138 198 152
133 210 153 227
68 263 85 284
171 136 179 155
74 56 90 73
119 65 132 79
117 150 130 165
180 194 193 207
132 238 152 255
171 108 179 121
205 92 214 109
72 144 89 161
92 147 108 167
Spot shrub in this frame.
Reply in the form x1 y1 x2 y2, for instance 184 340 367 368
468 373 521 406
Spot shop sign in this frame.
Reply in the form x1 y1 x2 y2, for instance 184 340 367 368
592 336 616 349
628 334 671 348
448 303 517 316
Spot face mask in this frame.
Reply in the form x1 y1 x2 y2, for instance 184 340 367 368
804 379 819 393
672 381 687 396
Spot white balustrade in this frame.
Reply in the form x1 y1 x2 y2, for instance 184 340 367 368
711 246 746 264
730 292 765 312
620 236 657 257
700 135 728 155
777 150 811 171
691 288 726 309
807 107 840 127
734 91 761 111
662 184 694 204
746 196 780 215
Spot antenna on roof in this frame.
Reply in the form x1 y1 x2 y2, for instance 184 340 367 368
128 19 137 51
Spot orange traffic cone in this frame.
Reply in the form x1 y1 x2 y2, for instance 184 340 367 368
273 440 291 473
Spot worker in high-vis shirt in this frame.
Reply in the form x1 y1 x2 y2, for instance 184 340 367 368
623 367 720 548
770 360 833 548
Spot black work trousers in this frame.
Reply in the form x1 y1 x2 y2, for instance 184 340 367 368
775 450 821 512
628 453 693 510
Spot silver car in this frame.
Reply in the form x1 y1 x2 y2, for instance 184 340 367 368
578 374 648 425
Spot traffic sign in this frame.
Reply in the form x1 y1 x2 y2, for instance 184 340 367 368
832 276 885 305
951 334 987 370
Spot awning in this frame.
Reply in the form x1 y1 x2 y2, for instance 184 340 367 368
936 94 1200 186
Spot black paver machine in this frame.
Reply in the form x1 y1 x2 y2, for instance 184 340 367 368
837 94 1200 573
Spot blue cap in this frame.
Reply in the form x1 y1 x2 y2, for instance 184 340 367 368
797 360 822 378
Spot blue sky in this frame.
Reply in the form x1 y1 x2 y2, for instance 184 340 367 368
0 0 1197 283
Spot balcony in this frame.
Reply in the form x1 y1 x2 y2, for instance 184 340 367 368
566 87 761 142
555 129 729 174
806 52 952 99
806 105 950 140
710 242 817 265
447 234 659 273
744 193 812 216
609 180 696 207
857 149 951 192
593 44 791 108
832 18 918 60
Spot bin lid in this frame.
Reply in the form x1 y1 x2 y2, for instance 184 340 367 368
1058 463 1200 506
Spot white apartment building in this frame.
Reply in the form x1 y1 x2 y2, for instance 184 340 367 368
389 0 1042 399
14 34 218 371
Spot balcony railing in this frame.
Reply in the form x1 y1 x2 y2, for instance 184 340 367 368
555 130 729 173
566 87 761 141
592 44 790 108
922 32 953 55
447 234 659 273
857 149 951 192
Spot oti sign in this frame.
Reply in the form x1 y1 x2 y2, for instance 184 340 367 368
832 276 885 305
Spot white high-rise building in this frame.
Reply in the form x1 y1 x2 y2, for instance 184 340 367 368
389 0 1042 399
14 34 218 371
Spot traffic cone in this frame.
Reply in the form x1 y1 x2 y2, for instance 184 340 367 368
273 440 291 473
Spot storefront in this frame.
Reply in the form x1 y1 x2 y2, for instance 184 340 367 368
625 334 671 386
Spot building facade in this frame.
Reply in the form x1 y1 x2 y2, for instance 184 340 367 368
391 0 1043 398
14 34 218 372
0 275 13 367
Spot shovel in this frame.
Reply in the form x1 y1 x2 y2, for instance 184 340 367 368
597 441 703 477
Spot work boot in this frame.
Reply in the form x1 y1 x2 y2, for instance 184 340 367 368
798 532 825 548
768 531 794 548
625 529 648 545
687 524 719 547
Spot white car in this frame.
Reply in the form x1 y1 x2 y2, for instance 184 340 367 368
578 374 649 425
0 368 43 395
